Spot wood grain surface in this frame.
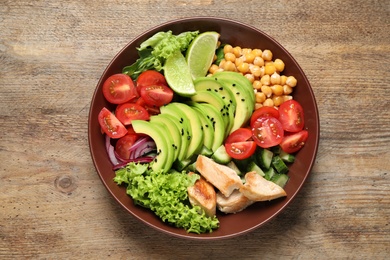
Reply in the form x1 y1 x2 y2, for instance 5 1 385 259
1 0 389 259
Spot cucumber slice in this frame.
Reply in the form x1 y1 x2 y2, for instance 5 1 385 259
279 150 295 163
272 155 289 175
272 173 289 188
264 167 276 181
211 144 232 164
256 148 274 170
247 161 265 176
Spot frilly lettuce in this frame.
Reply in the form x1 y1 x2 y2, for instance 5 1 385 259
123 30 199 79
114 162 219 234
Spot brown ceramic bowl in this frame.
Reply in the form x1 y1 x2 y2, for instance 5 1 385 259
88 17 319 240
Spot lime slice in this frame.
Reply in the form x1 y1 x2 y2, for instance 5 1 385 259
186 31 220 80
164 50 196 97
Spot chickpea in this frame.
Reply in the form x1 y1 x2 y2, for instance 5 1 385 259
262 49 273 61
263 98 274 107
225 52 236 62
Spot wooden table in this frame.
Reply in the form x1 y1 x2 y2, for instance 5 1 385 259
1 0 389 258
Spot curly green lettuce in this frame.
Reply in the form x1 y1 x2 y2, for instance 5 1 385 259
114 162 219 234
122 30 199 79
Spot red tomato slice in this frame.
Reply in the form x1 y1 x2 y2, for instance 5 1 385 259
280 130 309 153
102 74 138 104
139 84 174 107
98 107 127 139
225 128 256 159
137 70 167 89
115 134 139 160
252 116 284 148
278 100 305 132
115 103 150 125
250 106 280 127
135 97 161 115
225 128 253 143
225 141 257 160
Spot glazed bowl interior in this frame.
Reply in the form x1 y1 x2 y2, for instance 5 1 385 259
88 17 319 240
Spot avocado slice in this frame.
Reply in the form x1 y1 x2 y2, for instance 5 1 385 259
188 102 225 152
150 114 181 162
159 104 190 161
190 90 234 135
188 102 215 150
161 102 204 159
212 72 255 133
194 77 237 108
131 120 175 173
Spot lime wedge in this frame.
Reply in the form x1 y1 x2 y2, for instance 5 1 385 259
186 31 220 80
164 50 196 97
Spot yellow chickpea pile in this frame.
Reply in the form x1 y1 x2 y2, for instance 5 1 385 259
208 44 298 109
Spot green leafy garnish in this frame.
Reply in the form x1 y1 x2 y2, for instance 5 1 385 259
123 30 199 80
114 162 219 234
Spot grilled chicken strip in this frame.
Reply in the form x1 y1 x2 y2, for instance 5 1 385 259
216 190 255 214
195 155 243 197
240 171 287 201
187 172 217 217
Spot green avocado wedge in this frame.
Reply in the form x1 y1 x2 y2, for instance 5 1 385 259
212 72 255 133
160 102 204 160
131 120 175 173
150 114 181 162
188 102 225 152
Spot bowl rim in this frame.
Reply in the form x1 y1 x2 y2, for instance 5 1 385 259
88 16 320 240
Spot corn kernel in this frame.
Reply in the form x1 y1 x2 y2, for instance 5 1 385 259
274 58 285 72
262 49 273 61
263 98 274 107
271 84 284 96
270 72 281 85
255 92 266 103
286 76 297 87
261 85 272 97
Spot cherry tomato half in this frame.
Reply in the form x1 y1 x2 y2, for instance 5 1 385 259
102 74 138 104
135 97 161 115
250 106 280 127
278 100 305 132
115 103 150 125
136 70 168 89
139 84 174 107
225 128 256 160
115 134 139 160
98 107 127 139
280 130 309 153
252 116 284 148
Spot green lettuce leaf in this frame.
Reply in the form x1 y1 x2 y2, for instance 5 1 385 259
114 163 219 234
123 30 199 80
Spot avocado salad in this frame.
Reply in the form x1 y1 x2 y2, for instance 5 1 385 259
97 30 307 234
